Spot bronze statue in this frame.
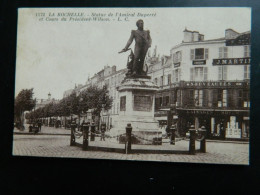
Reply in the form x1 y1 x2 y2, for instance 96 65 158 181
119 19 152 76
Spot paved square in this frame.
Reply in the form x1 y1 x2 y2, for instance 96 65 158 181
12 132 249 165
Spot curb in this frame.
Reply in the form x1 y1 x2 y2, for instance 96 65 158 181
206 139 249 144
13 132 70 136
182 139 249 144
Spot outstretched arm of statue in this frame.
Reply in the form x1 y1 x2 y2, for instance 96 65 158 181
119 30 134 53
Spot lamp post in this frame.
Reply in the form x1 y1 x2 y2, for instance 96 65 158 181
79 97 83 127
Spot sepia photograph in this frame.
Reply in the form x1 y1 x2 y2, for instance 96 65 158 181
13 7 251 165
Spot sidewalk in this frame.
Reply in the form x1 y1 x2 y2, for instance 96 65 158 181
13 125 249 144
75 136 191 154
13 125 70 136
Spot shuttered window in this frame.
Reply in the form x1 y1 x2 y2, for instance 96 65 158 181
190 67 208 81
194 90 203 107
205 48 209 59
191 48 209 60
219 47 228 58
218 66 228 80
190 49 195 60
244 46 250 57
244 65 250 79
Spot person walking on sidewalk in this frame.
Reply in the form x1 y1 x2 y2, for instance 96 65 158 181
37 120 42 132
100 123 106 141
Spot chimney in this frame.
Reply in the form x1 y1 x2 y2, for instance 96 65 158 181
183 28 193 42
225 29 239 39
193 31 199 41
199 34 204 41
112 65 116 73
48 92 51 100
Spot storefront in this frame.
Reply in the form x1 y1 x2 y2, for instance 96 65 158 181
177 108 249 139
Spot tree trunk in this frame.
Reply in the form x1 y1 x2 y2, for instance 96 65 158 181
20 110 24 130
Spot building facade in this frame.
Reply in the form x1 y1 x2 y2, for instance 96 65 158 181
35 92 59 110
62 28 250 139
147 28 250 139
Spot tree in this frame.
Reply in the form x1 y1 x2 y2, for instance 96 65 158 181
80 85 113 121
14 88 36 129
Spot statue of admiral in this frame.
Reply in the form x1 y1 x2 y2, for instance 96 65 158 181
119 19 152 76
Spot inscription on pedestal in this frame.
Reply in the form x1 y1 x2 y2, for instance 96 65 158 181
133 95 152 112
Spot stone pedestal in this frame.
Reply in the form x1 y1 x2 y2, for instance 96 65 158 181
111 76 160 144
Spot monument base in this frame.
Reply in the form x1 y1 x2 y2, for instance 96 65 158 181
109 76 160 145
118 130 162 145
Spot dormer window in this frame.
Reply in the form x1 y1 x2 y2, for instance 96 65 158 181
190 48 209 60
173 51 182 63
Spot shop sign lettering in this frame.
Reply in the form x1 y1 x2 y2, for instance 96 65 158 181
212 58 250 65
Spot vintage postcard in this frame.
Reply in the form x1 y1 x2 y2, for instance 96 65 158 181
13 7 251 165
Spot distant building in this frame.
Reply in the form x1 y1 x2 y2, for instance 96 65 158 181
35 93 59 109
63 89 74 98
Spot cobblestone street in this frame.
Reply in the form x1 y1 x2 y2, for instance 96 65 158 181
12 131 249 165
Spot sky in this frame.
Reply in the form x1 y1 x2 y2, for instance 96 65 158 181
15 7 251 100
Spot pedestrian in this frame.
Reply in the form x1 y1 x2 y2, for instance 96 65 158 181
38 120 42 132
100 123 106 141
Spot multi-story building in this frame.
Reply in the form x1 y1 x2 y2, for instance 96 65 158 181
102 67 127 128
70 65 127 128
147 28 250 140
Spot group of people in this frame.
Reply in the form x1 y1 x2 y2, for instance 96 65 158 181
28 120 42 133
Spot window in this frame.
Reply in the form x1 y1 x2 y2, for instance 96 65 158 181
219 47 228 58
120 96 126 111
218 66 228 80
195 48 204 59
165 96 170 106
168 74 171 85
173 69 181 82
223 90 227 107
217 90 222 107
188 90 194 106
238 90 250 108
154 78 158 85
216 90 228 107
238 90 243 108
190 48 209 60
244 46 250 57
244 65 250 79
190 67 208 81
173 51 182 63
160 76 164 86
155 98 160 111
243 90 250 107
176 90 181 106
194 90 203 107
159 97 163 106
